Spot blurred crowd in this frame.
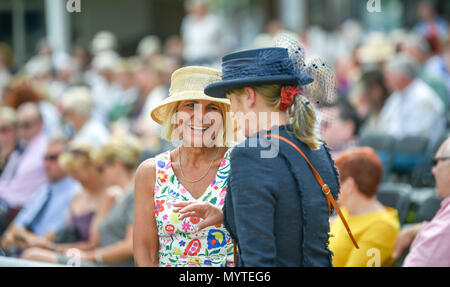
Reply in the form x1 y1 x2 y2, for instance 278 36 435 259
0 0 449 266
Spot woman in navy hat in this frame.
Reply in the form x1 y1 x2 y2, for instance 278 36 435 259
175 38 357 267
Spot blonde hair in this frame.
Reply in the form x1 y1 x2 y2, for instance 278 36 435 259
94 135 143 172
160 101 236 147
0 106 17 126
58 140 97 173
229 85 322 150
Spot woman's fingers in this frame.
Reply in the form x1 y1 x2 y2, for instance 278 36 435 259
173 201 194 208
177 203 205 215
178 211 199 220
172 201 194 211
173 201 195 213
172 201 224 231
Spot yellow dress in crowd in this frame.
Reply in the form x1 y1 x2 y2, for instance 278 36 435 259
329 207 400 267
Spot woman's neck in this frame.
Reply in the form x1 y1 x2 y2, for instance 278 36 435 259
345 194 384 216
178 145 225 167
254 107 288 134
82 178 104 195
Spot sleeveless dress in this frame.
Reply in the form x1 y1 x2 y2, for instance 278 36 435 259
154 148 234 267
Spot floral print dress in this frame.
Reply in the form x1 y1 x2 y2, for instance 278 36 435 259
154 148 234 267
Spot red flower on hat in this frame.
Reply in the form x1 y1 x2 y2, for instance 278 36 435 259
280 86 299 111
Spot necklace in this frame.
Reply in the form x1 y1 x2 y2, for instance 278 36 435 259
179 147 220 183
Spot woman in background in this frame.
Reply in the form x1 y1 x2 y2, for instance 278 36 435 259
20 140 111 264
330 147 400 267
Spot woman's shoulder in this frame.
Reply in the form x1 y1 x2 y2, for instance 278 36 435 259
136 157 157 175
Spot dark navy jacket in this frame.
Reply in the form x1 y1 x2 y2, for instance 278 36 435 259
223 125 340 267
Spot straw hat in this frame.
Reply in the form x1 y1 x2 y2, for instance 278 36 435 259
150 66 230 125
357 33 395 65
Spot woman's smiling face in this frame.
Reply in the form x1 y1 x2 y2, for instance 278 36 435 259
175 100 224 147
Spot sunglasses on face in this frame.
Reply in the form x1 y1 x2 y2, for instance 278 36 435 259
432 157 450 166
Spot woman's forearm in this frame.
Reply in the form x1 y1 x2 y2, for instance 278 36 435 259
55 241 96 252
94 241 134 264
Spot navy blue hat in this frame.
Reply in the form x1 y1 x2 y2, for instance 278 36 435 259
204 47 314 98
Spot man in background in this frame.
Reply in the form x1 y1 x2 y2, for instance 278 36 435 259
0 103 48 234
1 137 80 255
393 137 450 267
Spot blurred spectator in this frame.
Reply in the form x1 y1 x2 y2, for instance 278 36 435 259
137 35 162 64
128 61 163 136
71 42 91 84
35 38 71 74
163 35 185 60
90 31 118 57
18 141 108 257
393 136 450 267
0 103 48 233
425 35 450 98
0 107 18 176
132 55 181 149
335 46 362 96
21 136 141 266
401 33 449 110
320 98 361 158
2 78 62 136
2 78 44 110
60 86 110 147
251 20 298 49
414 0 447 53
330 147 400 267
90 50 122 123
181 0 225 66
338 32 394 98
351 69 390 135
357 33 396 68
108 58 140 124
0 43 13 95
375 53 445 148
0 137 80 255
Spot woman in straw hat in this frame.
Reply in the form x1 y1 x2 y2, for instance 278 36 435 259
174 37 358 266
134 66 236 267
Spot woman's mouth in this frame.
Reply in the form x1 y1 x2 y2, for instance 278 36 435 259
189 125 210 132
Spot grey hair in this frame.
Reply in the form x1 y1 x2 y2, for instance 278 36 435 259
47 132 68 146
386 53 420 79
404 34 431 55
61 86 93 119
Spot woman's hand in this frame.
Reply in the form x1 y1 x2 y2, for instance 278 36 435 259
173 202 223 231
24 236 52 250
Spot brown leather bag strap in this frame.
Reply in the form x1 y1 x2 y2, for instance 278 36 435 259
266 134 359 249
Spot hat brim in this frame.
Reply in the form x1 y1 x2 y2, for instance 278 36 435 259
204 75 302 98
151 91 230 125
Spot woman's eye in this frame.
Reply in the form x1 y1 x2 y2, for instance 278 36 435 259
208 106 219 111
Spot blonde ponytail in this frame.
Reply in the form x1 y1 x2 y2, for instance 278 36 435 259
287 95 321 150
